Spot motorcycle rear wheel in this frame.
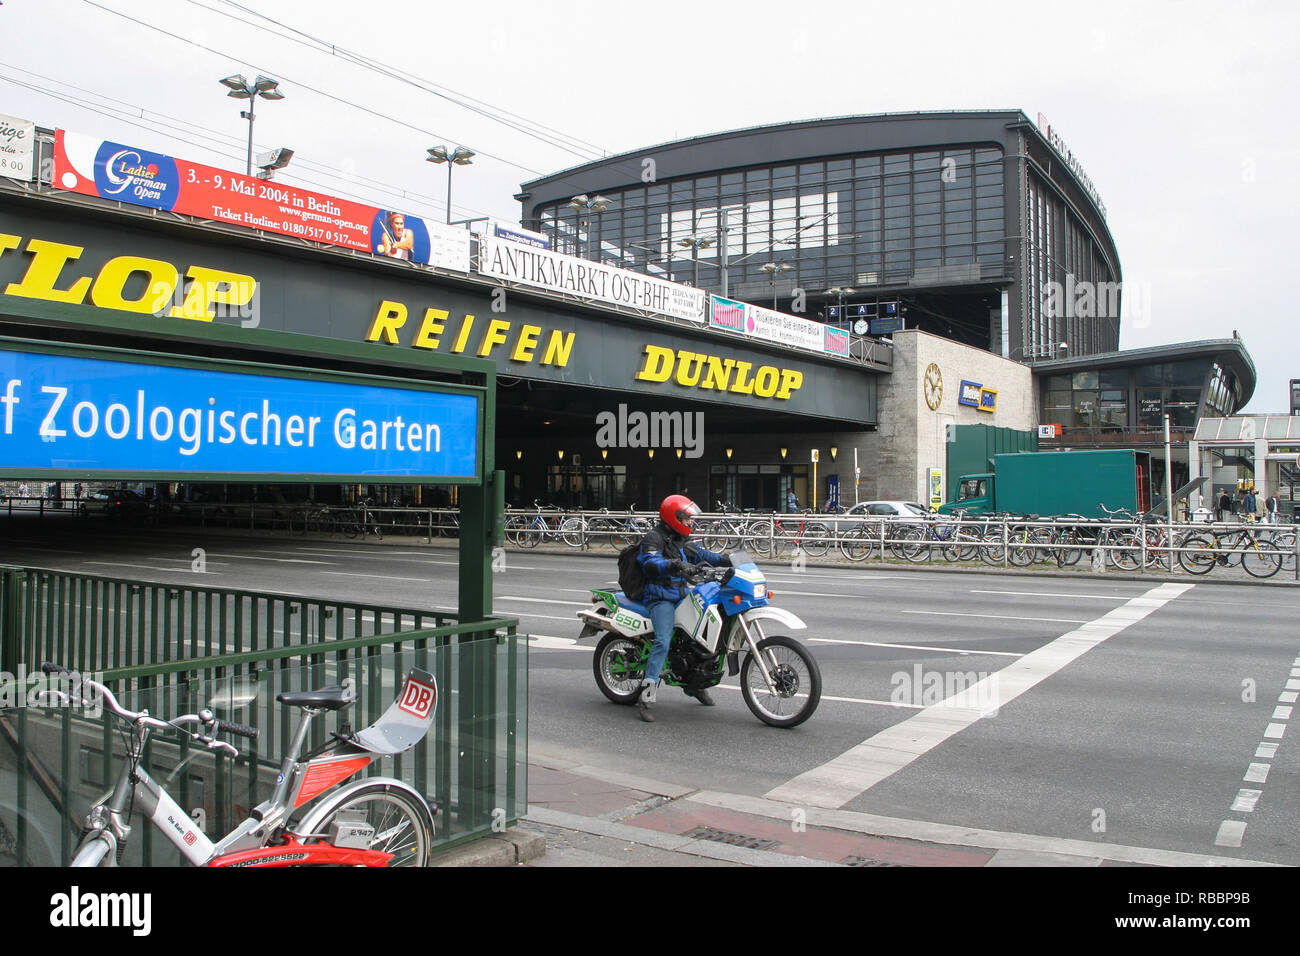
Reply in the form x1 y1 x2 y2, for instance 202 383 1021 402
740 635 821 728
593 633 648 704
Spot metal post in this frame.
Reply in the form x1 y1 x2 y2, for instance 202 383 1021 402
1164 414 1174 569
719 209 730 298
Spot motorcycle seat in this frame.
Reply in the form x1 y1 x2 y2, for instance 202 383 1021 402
614 592 650 616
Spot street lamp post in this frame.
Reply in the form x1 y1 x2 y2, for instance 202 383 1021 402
676 235 716 287
825 286 856 323
219 74 285 176
426 146 475 225
759 262 792 310
567 194 611 259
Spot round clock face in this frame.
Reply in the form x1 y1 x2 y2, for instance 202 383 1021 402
924 363 943 410
853 318 869 335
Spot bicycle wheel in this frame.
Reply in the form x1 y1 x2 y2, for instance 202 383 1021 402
744 519 774 557
1106 532 1141 571
342 510 361 539
800 522 832 557
1178 533 1217 575
1240 533 1281 579
1054 529 1085 567
839 525 874 562
307 783 434 867
560 516 588 549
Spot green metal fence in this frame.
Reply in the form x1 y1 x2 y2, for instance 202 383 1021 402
0 565 525 866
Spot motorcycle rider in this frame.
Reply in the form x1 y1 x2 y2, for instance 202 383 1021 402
634 494 730 722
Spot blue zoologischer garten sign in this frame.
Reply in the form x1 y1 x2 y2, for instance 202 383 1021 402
0 346 480 480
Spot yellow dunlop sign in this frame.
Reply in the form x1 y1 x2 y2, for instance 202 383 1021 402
365 299 575 368
633 345 804 400
0 234 256 320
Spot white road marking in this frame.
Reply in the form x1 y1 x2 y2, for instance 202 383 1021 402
969 589 1135 600
1256 742 1279 759
1214 820 1247 848
84 561 220 574
1273 706 1293 720
765 581 1195 809
1280 692 1299 703
807 637 1024 658
1230 790 1261 812
319 572 431 582
1244 762 1271 783
497 595 591 606
202 553 333 564
1263 723 1287 739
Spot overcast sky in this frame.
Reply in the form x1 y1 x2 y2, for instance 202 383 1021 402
2 0 1296 412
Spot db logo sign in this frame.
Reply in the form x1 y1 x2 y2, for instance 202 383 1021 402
398 675 437 719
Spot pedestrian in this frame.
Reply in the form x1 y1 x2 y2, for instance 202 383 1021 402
786 488 799 513
1243 487 1258 522
1217 490 1230 522
1265 493 1280 524
75 482 84 500
18 481 28 498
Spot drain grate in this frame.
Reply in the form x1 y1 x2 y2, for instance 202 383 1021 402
840 855 904 867
682 825 781 851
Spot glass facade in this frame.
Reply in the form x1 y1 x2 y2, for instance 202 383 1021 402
1024 173 1121 358
535 146 1008 304
1042 359 1246 432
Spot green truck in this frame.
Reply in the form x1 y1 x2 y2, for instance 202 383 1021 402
938 449 1153 519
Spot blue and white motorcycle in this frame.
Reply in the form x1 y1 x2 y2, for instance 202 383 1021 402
577 551 822 728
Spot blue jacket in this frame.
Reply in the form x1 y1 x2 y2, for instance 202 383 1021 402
637 522 727 604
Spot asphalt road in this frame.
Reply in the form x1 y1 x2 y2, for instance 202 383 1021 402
4 520 1298 865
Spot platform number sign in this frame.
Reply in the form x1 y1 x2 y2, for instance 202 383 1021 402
397 674 438 719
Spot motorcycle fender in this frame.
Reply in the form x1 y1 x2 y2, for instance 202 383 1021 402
739 606 807 632
726 652 740 677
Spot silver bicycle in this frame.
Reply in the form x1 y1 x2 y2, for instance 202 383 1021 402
35 663 438 867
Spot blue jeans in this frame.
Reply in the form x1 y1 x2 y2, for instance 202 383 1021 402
645 599 677 682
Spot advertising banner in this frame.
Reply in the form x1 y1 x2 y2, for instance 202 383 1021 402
478 234 706 322
0 114 35 182
51 130 471 272
709 296 849 357
0 346 480 480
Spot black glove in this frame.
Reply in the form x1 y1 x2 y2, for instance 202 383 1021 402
667 559 688 575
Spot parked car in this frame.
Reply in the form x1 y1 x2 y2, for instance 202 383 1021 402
80 489 153 520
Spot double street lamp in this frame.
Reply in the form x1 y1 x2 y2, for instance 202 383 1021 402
759 262 793 310
676 234 716 287
426 146 475 224
219 74 284 177
567 194 612 258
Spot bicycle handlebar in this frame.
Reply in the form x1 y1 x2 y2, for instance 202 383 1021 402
40 663 257 753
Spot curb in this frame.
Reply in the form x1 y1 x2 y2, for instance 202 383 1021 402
428 828 547 867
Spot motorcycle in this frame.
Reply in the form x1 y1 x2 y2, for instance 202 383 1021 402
576 551 821 728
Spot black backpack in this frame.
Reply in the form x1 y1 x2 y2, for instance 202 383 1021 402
617 543 646 601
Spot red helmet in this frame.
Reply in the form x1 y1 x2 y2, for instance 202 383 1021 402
659 494 700 537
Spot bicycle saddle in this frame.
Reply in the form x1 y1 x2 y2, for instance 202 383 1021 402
276 686 354 711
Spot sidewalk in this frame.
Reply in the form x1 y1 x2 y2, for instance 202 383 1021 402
430 751 1278 868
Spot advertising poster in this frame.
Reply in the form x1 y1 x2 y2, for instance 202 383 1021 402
478 234 706 322
0 113 35 182
52 130 471 272
710 296 851 357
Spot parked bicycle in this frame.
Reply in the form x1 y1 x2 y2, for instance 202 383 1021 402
341 497 384 539
35 663 438 867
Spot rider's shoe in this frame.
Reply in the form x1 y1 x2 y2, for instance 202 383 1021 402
684 687 715 706
636 698 656 722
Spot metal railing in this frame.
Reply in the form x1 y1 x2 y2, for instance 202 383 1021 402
0 566 523 865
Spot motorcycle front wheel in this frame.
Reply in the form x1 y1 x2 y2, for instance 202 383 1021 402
593 632 648 704
740 635 822 728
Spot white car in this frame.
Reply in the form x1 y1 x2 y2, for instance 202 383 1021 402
829 500 931 531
